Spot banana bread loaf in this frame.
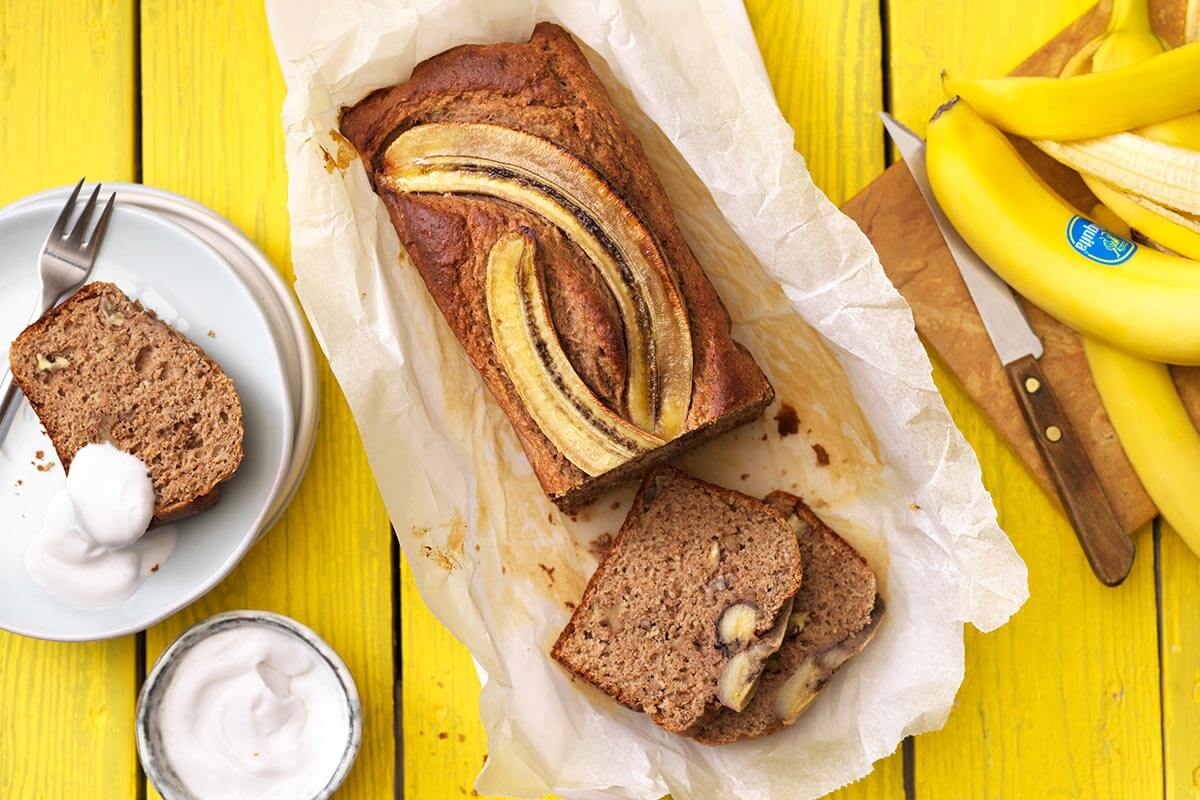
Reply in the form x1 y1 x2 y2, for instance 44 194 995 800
8 281 244 525
340 22 774 510
551 466 804 733
689 491 883 744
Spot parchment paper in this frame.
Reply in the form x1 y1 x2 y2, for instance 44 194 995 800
267 2 1029 797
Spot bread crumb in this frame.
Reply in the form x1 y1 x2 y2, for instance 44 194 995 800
206 329 215 338
812 444 830 466
36 461 56 473
774 403 799 437
739 473 749 481
589 532 614 559
34 450 44 460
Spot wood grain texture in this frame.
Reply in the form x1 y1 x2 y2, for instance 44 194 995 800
0 2 140 798
1005 355 1134 586
1161 524 1200 800
746 0 884 204
136 2 394 798
888 1 1164 796
400 555 515 799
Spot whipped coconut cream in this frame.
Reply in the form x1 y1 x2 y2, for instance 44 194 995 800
24 442 175 608
158 625 350 800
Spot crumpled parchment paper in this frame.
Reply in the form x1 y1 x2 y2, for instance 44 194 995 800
267 1 1029 797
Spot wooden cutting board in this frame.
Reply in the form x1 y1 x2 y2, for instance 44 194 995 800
841 0 1200 534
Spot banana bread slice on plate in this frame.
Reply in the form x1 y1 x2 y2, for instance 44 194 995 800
8 281 244 526
689 491 883 744
551 466 803 733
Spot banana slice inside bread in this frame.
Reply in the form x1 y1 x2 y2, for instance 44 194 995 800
8 281 244 525
551 466 804 733
688 491 883 744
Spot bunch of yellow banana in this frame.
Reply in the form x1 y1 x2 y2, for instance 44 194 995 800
925 0 1200 557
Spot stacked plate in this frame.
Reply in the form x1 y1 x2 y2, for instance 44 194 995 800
0 183 318 641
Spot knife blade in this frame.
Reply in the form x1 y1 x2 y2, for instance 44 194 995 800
880 111 1134 586
880 112 1042 365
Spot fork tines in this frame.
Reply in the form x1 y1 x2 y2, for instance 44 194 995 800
51 177 116 250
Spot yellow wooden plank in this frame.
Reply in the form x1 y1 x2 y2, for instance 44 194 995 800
0 2 139 798
401 2 903 798
747 0 885 205
890 3 1164 796
400 555 507 799
137 2 394 798
1161 524 1200 800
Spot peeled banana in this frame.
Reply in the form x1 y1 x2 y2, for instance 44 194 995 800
925 98 1200 365
942 41 1200 139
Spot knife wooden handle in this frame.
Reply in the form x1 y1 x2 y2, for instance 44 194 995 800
1005 354 1134 586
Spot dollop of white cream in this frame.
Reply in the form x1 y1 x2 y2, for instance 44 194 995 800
158 626 350 800
66 442 156 548
24 443 175 608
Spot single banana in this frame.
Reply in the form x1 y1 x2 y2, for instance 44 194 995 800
942 41 1200 140
925 98 1200 365
1084 335 1200 560
1080 204 1200 560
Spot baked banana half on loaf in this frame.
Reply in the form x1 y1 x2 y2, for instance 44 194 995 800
689 491 883 744
551 466 804 733
340 22 774 510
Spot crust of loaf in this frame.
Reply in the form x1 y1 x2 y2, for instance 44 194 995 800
340 22 774 510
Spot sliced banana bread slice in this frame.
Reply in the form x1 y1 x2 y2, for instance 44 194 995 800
551 466 803 733
9 281 244 525
689 491 883 744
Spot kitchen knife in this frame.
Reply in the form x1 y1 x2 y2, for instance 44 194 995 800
881 111 1134 586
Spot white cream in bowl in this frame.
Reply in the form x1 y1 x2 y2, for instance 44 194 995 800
137 611 362 800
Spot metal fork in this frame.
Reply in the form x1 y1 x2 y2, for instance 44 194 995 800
0 178 116 436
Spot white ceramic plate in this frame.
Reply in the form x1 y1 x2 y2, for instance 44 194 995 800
0 199 293 641
6 183 321 537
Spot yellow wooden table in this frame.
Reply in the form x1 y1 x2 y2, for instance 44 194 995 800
1 1 1196 798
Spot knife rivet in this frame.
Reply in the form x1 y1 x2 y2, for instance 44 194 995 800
1045 425 1062 442
1024 377 1041 393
